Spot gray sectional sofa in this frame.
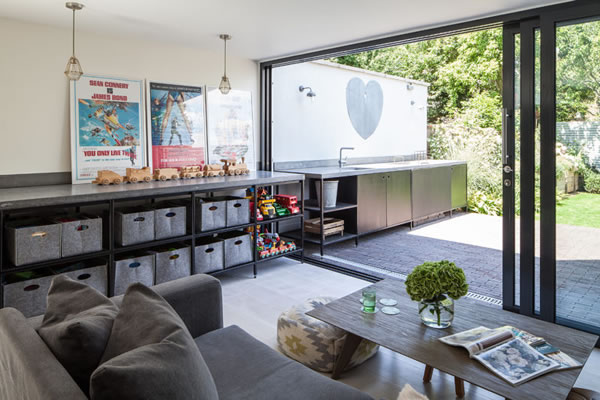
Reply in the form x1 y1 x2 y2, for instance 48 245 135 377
0 274 373 400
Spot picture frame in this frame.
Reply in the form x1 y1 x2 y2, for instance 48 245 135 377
206 87 255 169
145 80 207 170
69 74 147 184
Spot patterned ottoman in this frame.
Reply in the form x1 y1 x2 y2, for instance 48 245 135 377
277 296 379 372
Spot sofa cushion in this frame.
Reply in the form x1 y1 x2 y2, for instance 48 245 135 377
195 325 373 400
90 283 219 400
38 275 118 395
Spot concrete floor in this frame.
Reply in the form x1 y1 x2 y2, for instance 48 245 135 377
316 212 600 327
216 258 600 400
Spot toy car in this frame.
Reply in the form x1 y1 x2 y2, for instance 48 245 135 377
258 198 276 219
180 166 203 179
273 202 291 217
92 170 123 185
249 201 263 221
204 164 225 177
274 194 300 214
124 167 152 183
153 168 180 181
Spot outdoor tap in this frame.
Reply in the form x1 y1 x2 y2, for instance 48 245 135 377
339 147 355 167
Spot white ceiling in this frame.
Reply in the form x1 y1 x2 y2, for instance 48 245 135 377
0 0 572 61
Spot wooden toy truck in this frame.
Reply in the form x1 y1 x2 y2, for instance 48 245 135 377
92 170 123 185
124 167 152 183
153 168 180 181
203 164 225 177
221 157 250 176
180 166 203 179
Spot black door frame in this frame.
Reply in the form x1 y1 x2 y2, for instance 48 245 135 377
259 0 600 335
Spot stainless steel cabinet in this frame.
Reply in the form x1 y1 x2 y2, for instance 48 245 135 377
451 164 468 209
411 167 451 220
386 171 412 226
357 173 387 234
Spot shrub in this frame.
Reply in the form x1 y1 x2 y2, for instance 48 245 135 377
583 168 600 194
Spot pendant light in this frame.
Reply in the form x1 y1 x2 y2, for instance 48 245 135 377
64 2 84 81
218 34 232 95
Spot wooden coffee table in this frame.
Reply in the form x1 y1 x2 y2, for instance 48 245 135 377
306 278 598 400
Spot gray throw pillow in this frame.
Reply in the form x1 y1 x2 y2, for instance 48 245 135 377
90 283 219 400
38 275 118 395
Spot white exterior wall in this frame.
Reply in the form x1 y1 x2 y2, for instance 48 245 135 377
272 61 428 163
0 18 259 175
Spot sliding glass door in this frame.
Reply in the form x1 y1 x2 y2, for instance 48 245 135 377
504 3 600 335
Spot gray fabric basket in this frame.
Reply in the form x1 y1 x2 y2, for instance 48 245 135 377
194 238 224 274
154 245 191 284
113 253 155 296
6 220 62 266
196 198 227 232
54 215 103 258
225 197 250 227
154 205 187 240
115 209 155 246
60 264 108 295
3 273 54 317
219 231 253 268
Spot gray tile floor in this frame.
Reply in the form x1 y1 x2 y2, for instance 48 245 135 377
309 212 600 328
218 258 600 399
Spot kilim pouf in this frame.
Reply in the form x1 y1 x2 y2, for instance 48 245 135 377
277 296 379 372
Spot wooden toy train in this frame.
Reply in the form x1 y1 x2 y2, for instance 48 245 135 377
92 158 249 185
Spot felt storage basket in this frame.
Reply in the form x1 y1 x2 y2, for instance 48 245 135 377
194 237 224 274
154 204 187 240
154 245 191 284
2 270 55 317
218 231 253 268
115 208 155 246
113 253 155 296
57 263 108 295
195 198 227 232
5 219 62 266
53 214 103 258
223 196 250 227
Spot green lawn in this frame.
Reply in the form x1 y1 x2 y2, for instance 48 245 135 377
554 192 600 228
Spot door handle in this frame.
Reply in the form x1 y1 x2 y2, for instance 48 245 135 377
502 108 511 164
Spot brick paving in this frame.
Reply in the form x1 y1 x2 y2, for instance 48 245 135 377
310 212 600 327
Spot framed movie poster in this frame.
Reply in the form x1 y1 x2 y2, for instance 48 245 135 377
206 88 255 169
146 81 206 169
70 74 146 184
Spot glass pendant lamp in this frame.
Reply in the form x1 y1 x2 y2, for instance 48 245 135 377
64 2 84 80
219 34 232 95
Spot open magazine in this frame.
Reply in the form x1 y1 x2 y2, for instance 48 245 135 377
440 326 560 386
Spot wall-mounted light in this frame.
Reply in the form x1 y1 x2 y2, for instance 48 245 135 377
406 83 414 91
299 85 316 97
218 34 232 95
64 2 84 80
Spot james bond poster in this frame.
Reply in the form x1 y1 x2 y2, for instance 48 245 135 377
147 81 206 169
70 74 146 184
206 88 255 168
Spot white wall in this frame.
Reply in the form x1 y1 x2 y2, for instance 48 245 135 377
272 61 428 163
0 18 259 175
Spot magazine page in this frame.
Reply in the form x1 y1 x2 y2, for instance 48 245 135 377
474 338 559 386
544 351 583 370
506 326 545 346
440 326 514 356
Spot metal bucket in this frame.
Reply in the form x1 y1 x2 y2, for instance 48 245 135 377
315 180 339 208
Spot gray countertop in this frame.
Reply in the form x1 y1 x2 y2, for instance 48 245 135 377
0 171 304 210
276 160 467 179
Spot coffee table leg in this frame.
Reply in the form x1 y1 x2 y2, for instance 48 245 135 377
331 333 362 380
455 377 465 398
423 365 434 383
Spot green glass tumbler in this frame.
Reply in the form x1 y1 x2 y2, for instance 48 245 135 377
362 288 377 313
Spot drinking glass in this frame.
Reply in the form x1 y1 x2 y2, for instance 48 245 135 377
362 287 377 313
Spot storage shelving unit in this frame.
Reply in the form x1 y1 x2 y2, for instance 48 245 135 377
0 173 304 308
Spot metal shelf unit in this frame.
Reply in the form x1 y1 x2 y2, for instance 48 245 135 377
0 178 305 308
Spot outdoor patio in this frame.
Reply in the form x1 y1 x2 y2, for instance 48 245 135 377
307 212 600 327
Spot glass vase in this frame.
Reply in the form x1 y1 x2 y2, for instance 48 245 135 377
418 296 454 329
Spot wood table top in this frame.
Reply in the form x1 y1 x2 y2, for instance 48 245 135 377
307 278 598 400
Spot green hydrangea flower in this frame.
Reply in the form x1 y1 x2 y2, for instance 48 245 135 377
405 260 469 302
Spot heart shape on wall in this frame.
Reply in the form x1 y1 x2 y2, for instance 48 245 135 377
346 78 384 140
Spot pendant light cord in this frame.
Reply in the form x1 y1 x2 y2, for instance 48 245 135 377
224 38 227 76
72 9 76 57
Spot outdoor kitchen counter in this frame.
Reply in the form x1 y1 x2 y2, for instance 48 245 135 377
0 171 304 210
276 160 466 179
